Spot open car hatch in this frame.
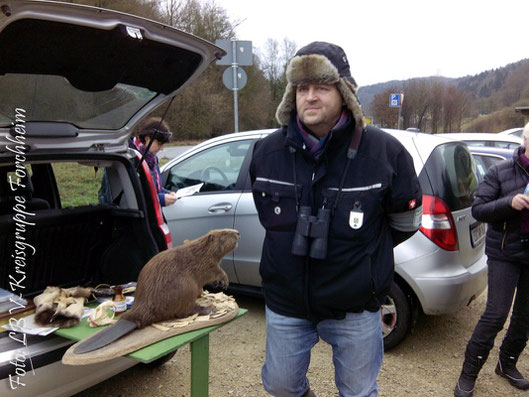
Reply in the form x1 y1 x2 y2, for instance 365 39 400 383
0 0 225 154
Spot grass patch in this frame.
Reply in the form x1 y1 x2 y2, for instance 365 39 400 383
53 157 170 207
53 162 104 207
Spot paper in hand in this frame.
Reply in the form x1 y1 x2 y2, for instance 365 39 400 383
174 183 204 200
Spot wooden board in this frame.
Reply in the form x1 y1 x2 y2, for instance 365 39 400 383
60 291 245 365
61 305 244 365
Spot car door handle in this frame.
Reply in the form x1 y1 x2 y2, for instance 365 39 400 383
208 203 233 213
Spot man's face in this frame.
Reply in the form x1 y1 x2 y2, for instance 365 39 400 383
296 83 344 139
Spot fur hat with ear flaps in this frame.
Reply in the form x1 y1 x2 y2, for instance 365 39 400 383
275 41 366 129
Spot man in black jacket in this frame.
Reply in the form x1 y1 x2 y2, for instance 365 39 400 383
454 122 529 397
249 42 422 397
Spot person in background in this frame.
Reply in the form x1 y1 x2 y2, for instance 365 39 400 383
134 116 178 207
249 41 422 397
454 122 529 397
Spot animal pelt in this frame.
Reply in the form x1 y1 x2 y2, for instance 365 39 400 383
120 228 240 328
34 286 92 328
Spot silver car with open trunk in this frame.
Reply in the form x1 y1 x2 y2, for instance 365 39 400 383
0 1 224 395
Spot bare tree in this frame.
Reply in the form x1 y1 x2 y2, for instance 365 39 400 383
442 86 469 132
372 88 400 128
164 0 182 26
257 37 297 125
70 0 160 20
166 0 237 42
502 64 529 106
238 61 275 130
260 39 288 105
281 38 298 67
401 79 429 130
428 79 445 134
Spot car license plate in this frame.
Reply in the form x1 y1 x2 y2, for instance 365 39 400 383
470 222 486 247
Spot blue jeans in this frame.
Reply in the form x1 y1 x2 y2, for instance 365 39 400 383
262 306 383 397
466 259 529 359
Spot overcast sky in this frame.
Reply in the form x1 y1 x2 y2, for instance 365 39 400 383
217 0 528 87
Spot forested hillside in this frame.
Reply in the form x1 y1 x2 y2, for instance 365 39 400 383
58 0 529 137
358 59 529 133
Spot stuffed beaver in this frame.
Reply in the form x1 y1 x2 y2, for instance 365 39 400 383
74 228 240 354
120 228 239 327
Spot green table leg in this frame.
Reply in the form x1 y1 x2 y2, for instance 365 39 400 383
190 334 209 397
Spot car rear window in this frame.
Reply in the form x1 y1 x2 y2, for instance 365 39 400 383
419 143 478 211
0 74 156 130
0 18 203 129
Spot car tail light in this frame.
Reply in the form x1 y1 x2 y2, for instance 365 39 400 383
139 157 173 249
419 194 459 251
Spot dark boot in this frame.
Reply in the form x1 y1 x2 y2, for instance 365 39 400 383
301 389 317 397
454 350 487 397
495 352 529 390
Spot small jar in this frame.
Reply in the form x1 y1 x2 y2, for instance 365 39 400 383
112 285 127 313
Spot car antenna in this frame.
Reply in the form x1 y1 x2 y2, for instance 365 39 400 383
108 97 175 207
417 105 428 131
135 96 175 171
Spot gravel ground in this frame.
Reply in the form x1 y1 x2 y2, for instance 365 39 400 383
75 292 529 397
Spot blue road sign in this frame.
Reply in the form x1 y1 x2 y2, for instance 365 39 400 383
389 93 401 108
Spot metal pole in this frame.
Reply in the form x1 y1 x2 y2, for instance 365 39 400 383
232 40 239 133
397 93 404 130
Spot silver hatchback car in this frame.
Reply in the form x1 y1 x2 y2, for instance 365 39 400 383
0 1 223 395
161 128 488 349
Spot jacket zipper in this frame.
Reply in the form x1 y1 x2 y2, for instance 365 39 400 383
305 168 317 317
501 222 507 251
505 157 529 251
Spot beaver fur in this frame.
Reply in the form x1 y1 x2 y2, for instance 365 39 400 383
120 228 239 328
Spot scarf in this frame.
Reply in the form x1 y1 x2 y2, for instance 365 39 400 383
296 110 350 160
135 140 162 193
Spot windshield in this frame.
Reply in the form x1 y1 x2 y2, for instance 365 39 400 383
0 74 157 129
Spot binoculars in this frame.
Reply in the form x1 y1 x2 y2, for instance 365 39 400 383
291 206 331 259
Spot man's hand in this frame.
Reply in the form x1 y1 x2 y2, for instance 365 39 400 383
511 193 529 210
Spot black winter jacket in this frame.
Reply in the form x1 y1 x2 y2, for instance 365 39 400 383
249 116 422 321
472 147 529 264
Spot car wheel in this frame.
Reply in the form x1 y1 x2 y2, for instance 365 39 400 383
141 350 177 368
380 281 412 350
